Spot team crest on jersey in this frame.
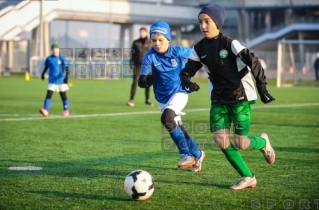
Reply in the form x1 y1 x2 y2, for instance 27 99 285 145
171 59 177 67
219 49 228 58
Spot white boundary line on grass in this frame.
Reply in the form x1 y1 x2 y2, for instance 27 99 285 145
0 114 40 116
1 102 318 122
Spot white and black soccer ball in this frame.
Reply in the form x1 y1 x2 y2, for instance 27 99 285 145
124 170 154 200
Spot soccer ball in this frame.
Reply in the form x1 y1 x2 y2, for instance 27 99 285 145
124 170 154 200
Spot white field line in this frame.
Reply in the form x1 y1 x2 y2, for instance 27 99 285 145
0 102 318 122
0 114 40 116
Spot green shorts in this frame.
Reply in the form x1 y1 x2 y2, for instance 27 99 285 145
210 102 253 135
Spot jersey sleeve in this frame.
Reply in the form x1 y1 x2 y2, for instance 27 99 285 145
178 46 192 59
231 40 267 93
180 47 203 77
140 53 152 75
44 57 49 67
179 47 203 87
61 55 70 67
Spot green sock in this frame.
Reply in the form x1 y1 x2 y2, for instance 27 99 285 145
221 144 253 177
248 136 266 150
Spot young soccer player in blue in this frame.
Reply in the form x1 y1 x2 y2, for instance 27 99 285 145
39 42 70 117
138 21 205 172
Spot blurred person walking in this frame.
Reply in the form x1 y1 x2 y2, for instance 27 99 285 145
127 27 153 106
314 52 319 81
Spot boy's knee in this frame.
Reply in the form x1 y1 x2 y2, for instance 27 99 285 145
59 91 67 101
161 109 176 131
214 131 230 149
234 134 250 149
46 90 53 99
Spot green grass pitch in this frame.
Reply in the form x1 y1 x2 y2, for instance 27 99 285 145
0 76 319 210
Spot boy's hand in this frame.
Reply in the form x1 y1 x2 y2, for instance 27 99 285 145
259 91 275 104
146 74 154 87
63 78 68 84
184 81 200 93
41 74 45 80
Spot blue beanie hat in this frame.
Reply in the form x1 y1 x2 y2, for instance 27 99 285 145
198 4 226 30
149 21 171 40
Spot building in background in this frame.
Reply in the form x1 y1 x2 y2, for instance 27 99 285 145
178 0 319 78
0 0 318 78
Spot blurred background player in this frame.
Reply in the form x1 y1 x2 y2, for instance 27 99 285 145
39 41 70 117
138 21 205 172
127 27 153 107
314 52 319 81
180 4 275 188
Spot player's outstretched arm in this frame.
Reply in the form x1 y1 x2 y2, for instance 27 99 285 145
180 59 202 93
63 66 69 84
41 66 49 80
234 40 275 104
139 54 152 88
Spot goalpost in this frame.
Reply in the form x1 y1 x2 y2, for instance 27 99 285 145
276 40 319 87
30 56 45 77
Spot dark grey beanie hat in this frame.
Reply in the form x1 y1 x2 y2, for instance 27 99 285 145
198 4 226 30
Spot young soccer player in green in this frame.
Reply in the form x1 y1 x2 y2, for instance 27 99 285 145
180 4 276 190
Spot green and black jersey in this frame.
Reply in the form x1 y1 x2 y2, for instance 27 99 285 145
180 32 267 105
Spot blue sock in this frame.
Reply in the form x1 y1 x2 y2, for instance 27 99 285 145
187 136 201 159
169 126 190 155
44 98 51 111
63 100 68 111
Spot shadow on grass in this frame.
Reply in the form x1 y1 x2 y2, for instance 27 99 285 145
156 178 230 189
27 190 131 201
0 151 178 179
